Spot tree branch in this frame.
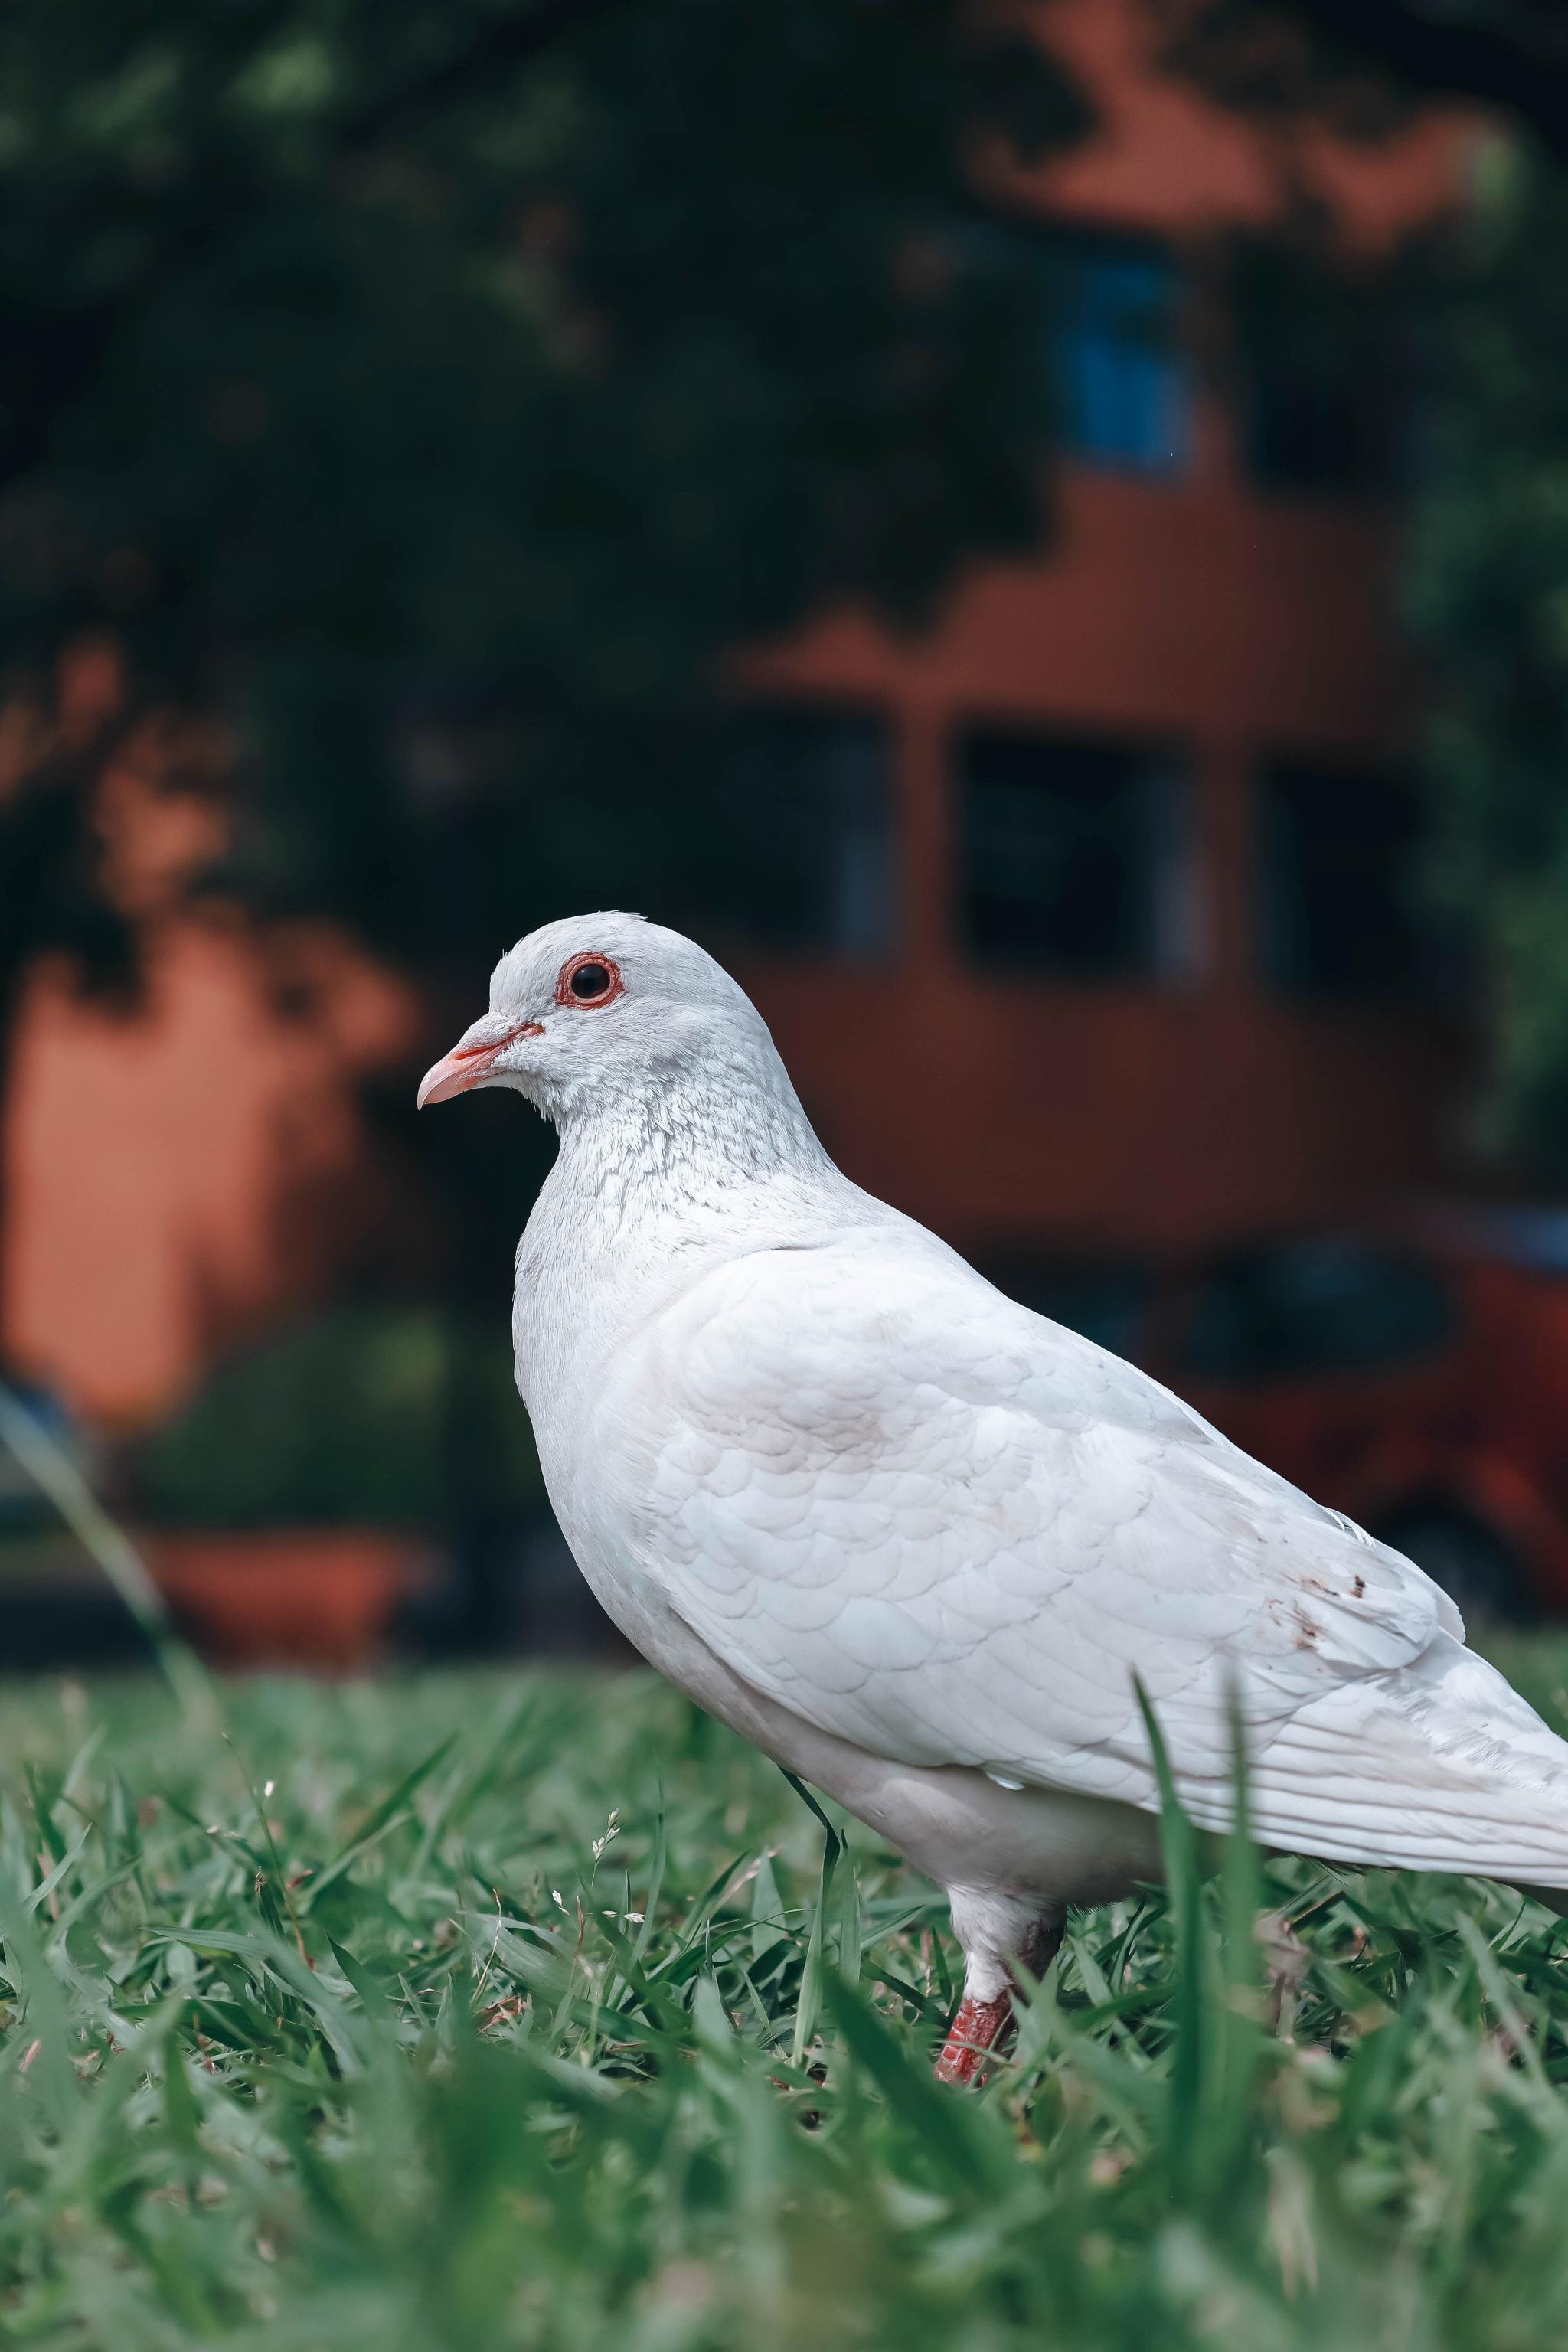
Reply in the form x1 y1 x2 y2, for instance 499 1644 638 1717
340 0 630 152
0 0 632 495
1158 0 1568 162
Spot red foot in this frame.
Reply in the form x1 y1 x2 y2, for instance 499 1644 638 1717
933 1988 1014 2085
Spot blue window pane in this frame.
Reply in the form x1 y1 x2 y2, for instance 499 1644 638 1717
953 218 1190 472
1050 235 1191 473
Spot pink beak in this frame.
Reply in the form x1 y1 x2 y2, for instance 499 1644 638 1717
417 1016 543 1109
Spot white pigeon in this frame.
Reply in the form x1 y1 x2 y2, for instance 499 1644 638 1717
420 911 1568 2082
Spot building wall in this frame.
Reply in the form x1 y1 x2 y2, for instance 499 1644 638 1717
0 661 415 1425
3 916 413 1423
737 0 1470 1258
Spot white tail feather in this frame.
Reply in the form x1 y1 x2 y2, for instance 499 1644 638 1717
1190 1635 1568 1887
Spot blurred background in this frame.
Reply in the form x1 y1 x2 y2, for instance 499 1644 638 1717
6 0 1568 1670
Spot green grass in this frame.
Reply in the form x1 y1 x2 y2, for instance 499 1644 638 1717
5 1643 1568 2350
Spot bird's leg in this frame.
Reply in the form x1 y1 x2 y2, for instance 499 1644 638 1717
936 1893 1063 2085
933 1986 1017 2086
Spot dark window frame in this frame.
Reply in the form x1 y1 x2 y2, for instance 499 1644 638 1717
956 719 1199 985
1175 1236 1456 1387
1259 756 1438 1003
1227 240 1418 501
716 699 899 961
978 1253 1157 1361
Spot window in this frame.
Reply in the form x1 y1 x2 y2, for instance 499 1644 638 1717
720 707 895 955
982 1257 1154 1361
1230 249 1408 495
954 218 1191 472
1243 354 1398 494
1262 764 1429 998
959 729 1196 978
1178 1238 1454 1384
1047 231 1191 474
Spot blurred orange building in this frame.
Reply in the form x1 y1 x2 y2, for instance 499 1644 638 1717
736 0 1470 1261
2 0 1472 1428
1 646 413 1423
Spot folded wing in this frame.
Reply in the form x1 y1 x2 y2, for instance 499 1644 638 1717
599 1228 1568 1881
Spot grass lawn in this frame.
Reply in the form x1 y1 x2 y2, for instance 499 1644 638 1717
5 1642 1568 2350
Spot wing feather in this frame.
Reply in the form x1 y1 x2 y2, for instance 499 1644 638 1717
598 1229 1563 1867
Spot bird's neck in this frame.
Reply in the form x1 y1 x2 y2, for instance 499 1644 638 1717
562 1047 829 1218
520 1041 843 1315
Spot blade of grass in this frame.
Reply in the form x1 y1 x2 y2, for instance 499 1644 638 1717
788 1780 840 2067
0 1381 221 1740
0 1863 79 2135
1133 1673 1207 2174
301 1733 457 1912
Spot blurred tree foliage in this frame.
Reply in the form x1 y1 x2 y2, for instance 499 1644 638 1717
1404 143 1568 1165
0 0 1083 1593
1150 0 1568 162
0 0 1081 972
134 1306 540 1525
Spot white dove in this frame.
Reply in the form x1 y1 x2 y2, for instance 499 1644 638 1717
420 911 1568 2082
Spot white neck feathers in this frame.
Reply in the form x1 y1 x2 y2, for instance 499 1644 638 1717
518 1029 842 1311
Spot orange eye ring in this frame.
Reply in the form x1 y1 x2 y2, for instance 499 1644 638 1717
555 951 623 1008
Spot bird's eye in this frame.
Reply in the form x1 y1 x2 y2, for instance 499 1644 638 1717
556 952 622 1008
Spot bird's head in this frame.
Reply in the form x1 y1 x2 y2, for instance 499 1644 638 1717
417 910 779 1125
